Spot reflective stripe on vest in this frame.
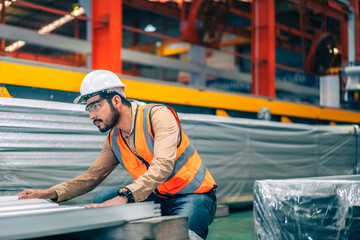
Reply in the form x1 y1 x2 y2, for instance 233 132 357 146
177 160 206 194
109 103 216 196
165 144 195 181
110 128 124 168
142 104 154 155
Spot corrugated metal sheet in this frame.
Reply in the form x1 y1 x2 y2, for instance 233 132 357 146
0 97 358 205
0 196 160 240
0 98 134 204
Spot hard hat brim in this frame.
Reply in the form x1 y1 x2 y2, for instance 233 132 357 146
73 87 126 104
73 90 108 104
73 94 85 104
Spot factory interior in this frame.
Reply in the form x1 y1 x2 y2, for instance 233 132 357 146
1 0 360 239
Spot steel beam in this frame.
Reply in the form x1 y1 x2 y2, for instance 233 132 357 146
251 0 276 98
226 25 251 39
228 0 252 19
299 3 307 68
0 0 5 53
291 0 347 21
348 10 356 65
7 51 85 67
122 48 252 85
276 39 302 54
189 44 206 88
349 0 360 62
123 0 180 19
341 19 349 64
122 48 317 95
276 23 313 40
122 0 311 61
0 24 91 53
92 0 122 73
13 1 94 22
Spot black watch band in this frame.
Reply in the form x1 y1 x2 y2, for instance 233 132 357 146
118 187 135 203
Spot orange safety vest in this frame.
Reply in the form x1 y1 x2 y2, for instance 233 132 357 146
109 104 216 197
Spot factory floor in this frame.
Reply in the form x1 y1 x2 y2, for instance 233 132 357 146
208 208 254 240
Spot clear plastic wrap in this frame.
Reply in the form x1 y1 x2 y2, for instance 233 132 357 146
254 175 360 240
180 113 359 204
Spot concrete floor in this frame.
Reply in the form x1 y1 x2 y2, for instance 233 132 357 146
208 209 254 240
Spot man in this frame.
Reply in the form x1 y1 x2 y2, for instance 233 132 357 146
18 70 217 239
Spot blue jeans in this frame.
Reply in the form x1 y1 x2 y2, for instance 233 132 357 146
94 187 217 239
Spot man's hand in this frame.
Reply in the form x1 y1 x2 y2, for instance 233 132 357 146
17 188 57 200
85 196 128 208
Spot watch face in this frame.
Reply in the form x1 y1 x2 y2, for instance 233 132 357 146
119 188 127 194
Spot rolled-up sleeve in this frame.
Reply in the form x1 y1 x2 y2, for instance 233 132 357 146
126 106 179 202
51 139 119 202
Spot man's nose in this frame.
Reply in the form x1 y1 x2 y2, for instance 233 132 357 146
89 111 96 120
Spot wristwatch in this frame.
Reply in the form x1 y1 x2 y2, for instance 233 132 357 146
118 187 135 203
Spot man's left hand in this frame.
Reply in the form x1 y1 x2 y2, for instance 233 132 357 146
84 196 128 208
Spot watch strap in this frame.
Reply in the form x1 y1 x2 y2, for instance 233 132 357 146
118 187 135 203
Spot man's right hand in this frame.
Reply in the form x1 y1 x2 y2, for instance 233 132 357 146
17 188 57 200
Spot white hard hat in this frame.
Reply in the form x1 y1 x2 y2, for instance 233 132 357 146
74 70 127 104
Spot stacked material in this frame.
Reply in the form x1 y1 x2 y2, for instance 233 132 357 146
0 196 161 240
178 116 359 204
253 175 360 240
0 97 359 205
347 206 360 239
0 97 132 204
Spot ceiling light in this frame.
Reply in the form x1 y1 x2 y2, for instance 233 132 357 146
0 0 16 11
5 40 25 52
38 7 85 34
144 24 156 32
71 5 81 17
333 47 339 55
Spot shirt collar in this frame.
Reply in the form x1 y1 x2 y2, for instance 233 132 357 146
121 101 137 138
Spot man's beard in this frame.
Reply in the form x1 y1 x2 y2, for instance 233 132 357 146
93 103 120 133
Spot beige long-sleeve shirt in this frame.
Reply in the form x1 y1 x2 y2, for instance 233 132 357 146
52 102 180 202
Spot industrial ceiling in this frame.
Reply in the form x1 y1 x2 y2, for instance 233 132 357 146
1 0 349 72
0 0 358 107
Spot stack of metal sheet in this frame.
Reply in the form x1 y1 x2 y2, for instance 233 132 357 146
1 97 359 205
0 196 161 240
0 97 134 204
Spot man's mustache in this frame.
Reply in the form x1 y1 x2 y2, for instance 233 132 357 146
93 119 103 124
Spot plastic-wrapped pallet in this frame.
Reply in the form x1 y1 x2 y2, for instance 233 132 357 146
253 175 360 240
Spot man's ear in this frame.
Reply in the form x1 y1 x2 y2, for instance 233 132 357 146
112 95 122 108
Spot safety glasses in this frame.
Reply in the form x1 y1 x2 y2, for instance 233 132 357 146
85 97 107 113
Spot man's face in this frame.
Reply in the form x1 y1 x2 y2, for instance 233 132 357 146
86 95 120 133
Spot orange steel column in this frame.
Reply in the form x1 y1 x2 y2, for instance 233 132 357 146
92 0 122 73
0 0 6 53
341 20 348 65
251 0 275 98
